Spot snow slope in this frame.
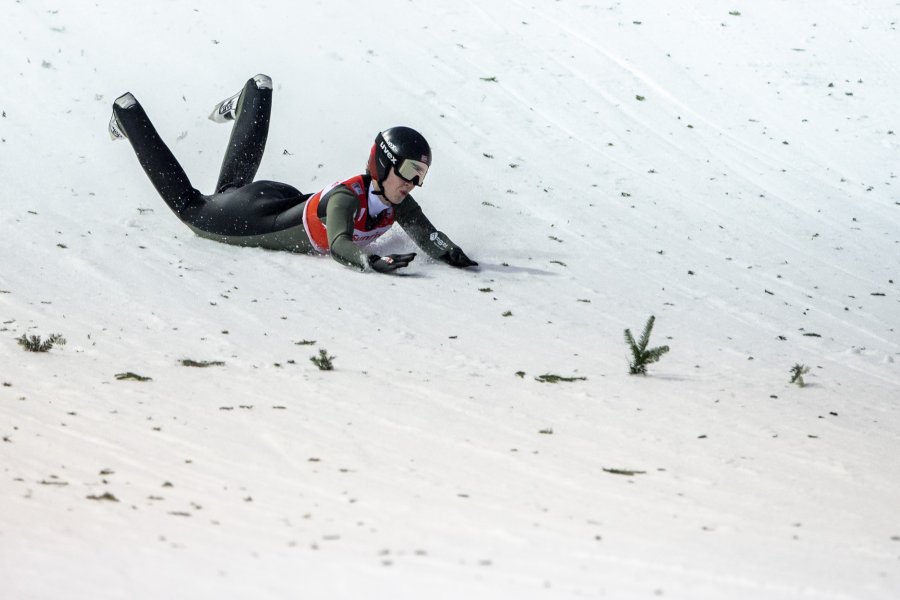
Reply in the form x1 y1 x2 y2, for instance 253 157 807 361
2 1 899 598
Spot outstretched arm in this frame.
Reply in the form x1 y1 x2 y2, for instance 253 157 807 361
324 190 417 273
395 197 478 268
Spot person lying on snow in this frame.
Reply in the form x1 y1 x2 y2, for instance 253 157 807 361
109 74 477 274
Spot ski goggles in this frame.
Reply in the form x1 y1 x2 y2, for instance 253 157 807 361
395 158 429 186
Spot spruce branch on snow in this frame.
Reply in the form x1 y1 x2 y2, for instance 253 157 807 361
115 372 152 382
311 348 335 371
790 363 811 387
625 316 670 375
180 359 225 368
16 333 66 353
535 374 586 383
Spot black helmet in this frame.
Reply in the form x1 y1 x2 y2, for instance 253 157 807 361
367 126 431 186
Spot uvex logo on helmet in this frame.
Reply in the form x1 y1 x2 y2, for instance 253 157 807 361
379 140 398 165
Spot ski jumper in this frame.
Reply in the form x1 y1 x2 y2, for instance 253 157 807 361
112 76 463 270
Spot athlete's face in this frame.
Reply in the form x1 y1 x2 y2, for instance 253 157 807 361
381 168 415 204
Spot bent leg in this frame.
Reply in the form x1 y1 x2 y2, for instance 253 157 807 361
215 74 273 193
112 94 204 219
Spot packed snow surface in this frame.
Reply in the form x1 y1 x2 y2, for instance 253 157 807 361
2 1 899 598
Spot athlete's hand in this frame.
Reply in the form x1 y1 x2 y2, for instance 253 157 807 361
368 253 417 273
439 247 478 269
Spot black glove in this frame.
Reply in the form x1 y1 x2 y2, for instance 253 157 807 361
367 253 417 273
439 247 478 269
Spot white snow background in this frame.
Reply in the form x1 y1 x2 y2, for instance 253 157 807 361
1 1 899 598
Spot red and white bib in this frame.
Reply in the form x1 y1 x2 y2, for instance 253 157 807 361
302 175 395 253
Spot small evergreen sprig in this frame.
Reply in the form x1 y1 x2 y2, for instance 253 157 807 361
535 374 587 383
16 333 67 353
625 316 670 375
790 364 811 387
310 348 335 371
180 359 225 368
